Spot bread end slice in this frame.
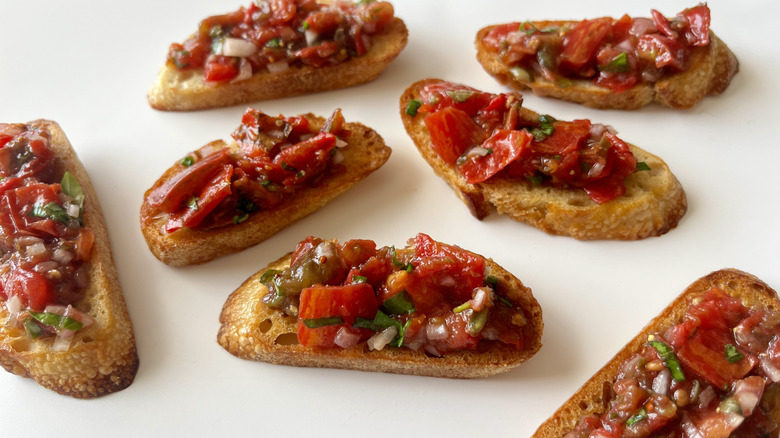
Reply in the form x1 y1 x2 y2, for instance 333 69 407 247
532 269 779 437
400 79 687 240
140 114 391 266
217 242 543 379
148 18 408 111
0 120 138 398
475 22 738 110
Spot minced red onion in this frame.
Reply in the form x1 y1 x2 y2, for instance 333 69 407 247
426 319 449 341
332 149 345 164
652 368 671 396
472 287 488 311
231 58 253 83
367 326 397 351
66 203 80 218
4 294 22 328
266 60 289 74
423 344 442 357
630 17 656 37
439 275 456 288
587 161 606 178
34 261 59 274
222 37 258 57
760 357 780 383
335 138 348 148
27 242 46 256
334 326 361 349
17 235 43 246
53 248 74 265
305 29 318 46
734 376 764 416
465 146 491 159
45 304 68 316
616 39 634 52
52 333 74 352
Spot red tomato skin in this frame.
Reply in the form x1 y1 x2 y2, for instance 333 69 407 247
167 164 233 232
204 56 241 82
459 129 531 184
424 107 487 165
1 268 55 311
681 4 711 46
297 283 378 348
559 17 613 74
146 148 232 213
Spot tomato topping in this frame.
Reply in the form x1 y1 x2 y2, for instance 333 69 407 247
262 233 528 355
297 283 378 348
166 0 397 83
459 129 530 184
482 5 713 91
1 268 55 312
424 107 487 165
142 109 347 233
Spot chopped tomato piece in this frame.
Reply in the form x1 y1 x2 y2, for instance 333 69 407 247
559 17 613 73
297 283 378 348
680 4 711 46
339 239 377 268
420 83 495 116
146 148 232 213
1 268 55 311
204 56 240 83
167 164 233 232
273 132 336 186
425 107 488 165
677 328 757 389
636 34 686 70
459 129 531 184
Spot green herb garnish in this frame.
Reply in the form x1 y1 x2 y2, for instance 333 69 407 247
725 344 744 364
31 202 71 224
351 275 368 284
179 156 195 167
636 161 651 171
61 172 84 208
381 291 415 315
625 408 648 427
468 309 489 335
391 246 414 272
23 318 42 339
519 20 538 36
29 311 83 331
453 302 471 313
406 99 423 116
265 38 282 48
302 316 344 329
599 52 630 73
530 114 556 141
447 90 474 103
649 339 686 382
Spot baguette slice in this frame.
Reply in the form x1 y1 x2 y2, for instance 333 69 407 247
532 268 780 437
217 238 543 378
140 113 391 266
148 17 408 111
475 21 739 110
400 79 687 240
0 120 138 398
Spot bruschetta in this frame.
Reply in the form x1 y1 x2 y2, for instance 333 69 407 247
533 269 780 437
217 233 543 378
0 120 138 398
140 108 391 266
475 4 739 110
399 79 686 240
148 0 408 111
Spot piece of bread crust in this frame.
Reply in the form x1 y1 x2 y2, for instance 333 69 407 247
532 268 780 437
140 113 391 266
400 79 687 240
0 120 138 398
475 21 739 110
217 239 543 378
148 17 408 111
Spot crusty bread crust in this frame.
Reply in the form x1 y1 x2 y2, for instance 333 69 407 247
532 269 780 437
475 21 739 110
0 120 138 398
148 17 408 111
217 240 543 378
400 79 687 240
140 113 391 266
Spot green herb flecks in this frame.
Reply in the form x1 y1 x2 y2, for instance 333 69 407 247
179 156 195 167
23 318 42 339
31 202 71 224
61 172 85 208
447 90 474 103
381 291 415 315
29 311 84 332
406 99 423 116
636 161 651 171
725 344 745 364
649 339 686 382
391 246 414 273
302 316 344 329
519 20 538 36
625 407 648 427
599 52 630 73
530 114 556 142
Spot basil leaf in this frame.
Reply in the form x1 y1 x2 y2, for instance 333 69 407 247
302 316 344 329
636 161 651 171
31 202 71 224
649 339 686 382
351 275 368 284
353 317 379 331
29 311 83 331
625 407 647 427
61 172 85 207
370 310 406 347
381 291 415 315
179 156 195 167
406 99 422 116
23 318 42 339
599 52 630 73
725 344 744 364
391 246 414 272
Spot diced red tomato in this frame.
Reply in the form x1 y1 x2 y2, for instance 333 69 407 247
146 148 232 213
1 268 55 311
680 4 711 46
204 56 241 83
420 83 495 117
356 1 394 34
677 328 757 389
0 183 63 238
434 312 479 352
339 239 377 268
166 164 233 232
273 132 336 186
636 33 686 70
425 107 488 165
297 283 378 348
459 129 531 184
559 17 613 73
291 236 323 266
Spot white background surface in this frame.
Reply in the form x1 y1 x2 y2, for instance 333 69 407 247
1 0 778 436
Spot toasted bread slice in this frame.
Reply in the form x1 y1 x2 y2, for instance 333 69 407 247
0 120 138 398
400 79 687 240
532 269 780 437
217 238 543 378
475 21 739 110
140 113 391 266
148 16 408 111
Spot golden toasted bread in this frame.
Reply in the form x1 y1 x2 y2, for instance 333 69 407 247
140 112 391 266
475 16 738 110
533 269 780 437
400 79 687 240
0 120 138 398
217 237 543 378
148 13 408 111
